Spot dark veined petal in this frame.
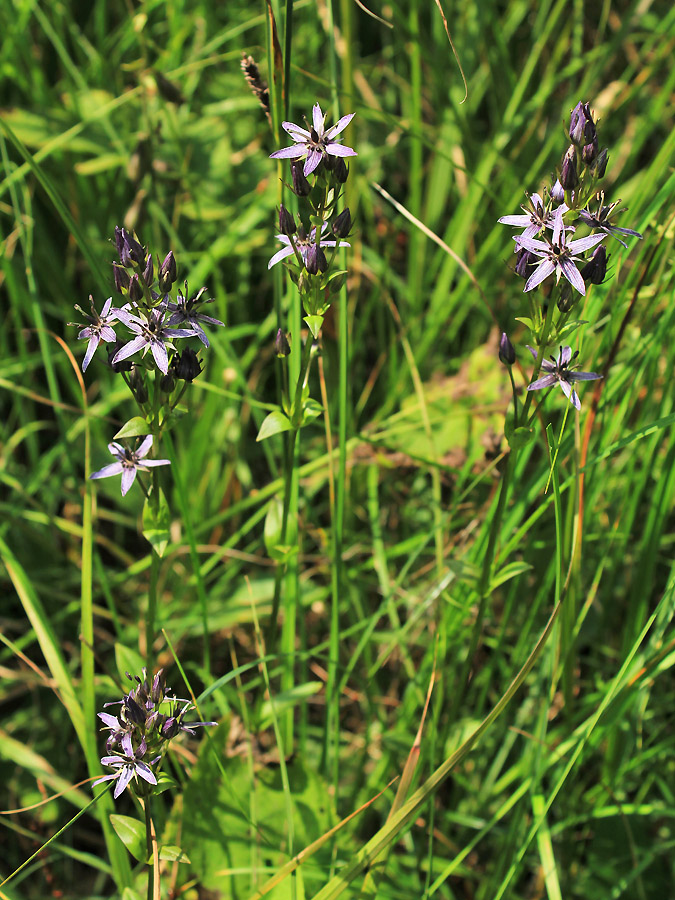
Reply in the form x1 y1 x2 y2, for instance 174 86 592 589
303 149 323 176
114 765 134 798
82 336 99 372
558 346 573 366
524 260 555 292
558 379 581 410
325 142 357 158
312 103 325 133
90 461 125 481
324 112 355 140
270 144 307 160
558 258 586 295
112 335 148 366
568 370 602 382
268 244 296 270
149 340 169 375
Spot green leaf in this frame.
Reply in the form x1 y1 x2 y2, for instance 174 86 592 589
160 406 188 431
142 488 171 557
490 560 532 592
158 845 191 864
507 425 535 449
257 410 292 442
303 315 324 339
259 681 322 730
113 417 150 440
264 497 285 560
154 772 179 795
121 889 144 900
324 270 346 294
301 397 323 425
557 319 588 340
514 316 534 332
110 814 146 862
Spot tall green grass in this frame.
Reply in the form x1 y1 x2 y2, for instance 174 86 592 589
2 0 675 897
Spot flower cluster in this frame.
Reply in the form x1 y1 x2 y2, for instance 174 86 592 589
93 669 215 799
73 228 224 495
498 101 642 411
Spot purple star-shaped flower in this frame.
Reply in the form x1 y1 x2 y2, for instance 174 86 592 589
111 306 193 375
165 283 224 348
268 223 350 270
89 435 170 496
577 196 642 249
270 102 357 177
526 345 602 410
74 296 118 372
516 208 606 295
498 193 564 241
93 732 158 799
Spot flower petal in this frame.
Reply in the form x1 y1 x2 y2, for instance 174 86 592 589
567 233 606 254
82 336 99 372
498 214 533 227
90 462 124 481
112 335 147 366
312 103 325 134
135 761 158 786
120 466 137 496
270 145 307 161
325 142 357 157
140 458 171 468
558 346 573 366
559 258 586 294
524 260 555 292
114 765 134 798
528 373 558 391
136 435 154 458
324 112 355 139
568 371 602 382
303 150 323 176
281 120 310 139
150 340 169 375
268 245 296 270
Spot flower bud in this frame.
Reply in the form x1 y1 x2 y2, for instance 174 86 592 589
499 332 516 366
119 229 145 267
274 328 291 357
515 248 535 279
158 251 177 292
333 157 348 184
114 225 125 258
160 372 175 393
142 253 154 286
590 148 608 179
290 161 312 197
278 204 297 236
568 102 587 146
113 264 130 293
173 347 203 382
560 145 579 191
582 136 599 166
550 179 565 204
580 244 609 285
557 281 577 313
332 207 352 239
305 243 327 275
129 365 148 403
128 273 144 303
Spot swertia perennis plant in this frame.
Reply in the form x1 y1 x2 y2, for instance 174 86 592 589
498 99 642 424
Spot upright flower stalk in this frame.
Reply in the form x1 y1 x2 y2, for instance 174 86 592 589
72 228 223 663
261 102 356 667
461 101 643 698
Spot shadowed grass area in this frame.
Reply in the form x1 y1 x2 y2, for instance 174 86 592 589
1 0 675 898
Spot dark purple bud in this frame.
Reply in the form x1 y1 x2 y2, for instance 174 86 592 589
332 207 352 238
113 264 130 294
142 253 154 286
582 136 599 166
278 204 296 236
128 273 143 303
515 248 535 279
173 347 203 382
290 161 311 197
499 333 516 366
557 281 577 313
560 145 579 191
160 372 176 393
124 695 146 726
120 229 145 266
274 328 291 357
129 365 148 403
580 244 609 285
550 179 565 204
158 251 177 292
305 243 327 275
333 157 348 184
590 148 608 179
161 717 181 739
569 101 595 146
569 102 587 145
114 226 125 258
151 670 165 705
108 339 133 372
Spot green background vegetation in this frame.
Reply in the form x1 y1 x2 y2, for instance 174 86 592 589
2 0 675 897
